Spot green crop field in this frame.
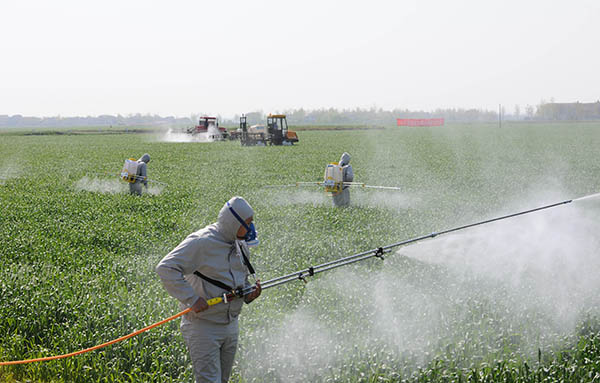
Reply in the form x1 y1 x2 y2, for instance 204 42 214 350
1 123 600 382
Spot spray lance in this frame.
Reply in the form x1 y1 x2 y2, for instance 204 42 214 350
87 172 169 186
186 197 578 306
291 181 402 192
238 196 580 296
2 193 595 366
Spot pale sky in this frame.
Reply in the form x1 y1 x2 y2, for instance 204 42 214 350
1 0 599 117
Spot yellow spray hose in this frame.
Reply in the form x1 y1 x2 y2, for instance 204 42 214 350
0 297 223 366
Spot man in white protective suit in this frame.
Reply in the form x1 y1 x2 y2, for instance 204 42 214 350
129 153 150 196
332 152 354 207
156 196 262 383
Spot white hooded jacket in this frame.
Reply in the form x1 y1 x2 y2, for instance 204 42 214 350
136 153 150 186
156 197 254 324
339 152 354 188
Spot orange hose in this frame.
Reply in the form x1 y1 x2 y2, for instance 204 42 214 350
0 308 191 366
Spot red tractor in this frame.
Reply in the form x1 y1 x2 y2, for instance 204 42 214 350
186 116 229 140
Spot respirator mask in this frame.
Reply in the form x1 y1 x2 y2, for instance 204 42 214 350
227 202 259 247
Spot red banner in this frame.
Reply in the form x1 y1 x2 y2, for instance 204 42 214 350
396 118 444 127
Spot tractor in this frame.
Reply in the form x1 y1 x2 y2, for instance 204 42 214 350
235 114 299 146
186 116 229 140
266 114 298 145
238 115 268 146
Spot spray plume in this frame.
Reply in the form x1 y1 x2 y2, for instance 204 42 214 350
75 176 163 195
238 192 600 381
158 127 223 143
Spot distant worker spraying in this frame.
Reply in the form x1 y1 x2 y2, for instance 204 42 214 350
156 196 262 383
331 152 354 207
121 153 150 195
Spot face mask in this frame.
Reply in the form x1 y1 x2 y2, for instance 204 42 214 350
227 202 260 247
244 222 259 247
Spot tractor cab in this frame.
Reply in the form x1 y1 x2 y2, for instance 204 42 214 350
198 116 217 129
266 114 298 145
187 116 228 140
193 117 217 133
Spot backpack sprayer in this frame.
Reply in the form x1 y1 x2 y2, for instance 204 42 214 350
2 193 595 366
277 162 402 194
85 158 167 187
121 158 142 183
294 162 364 195
120 158 169 185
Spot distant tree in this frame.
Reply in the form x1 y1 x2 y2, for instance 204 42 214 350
525 105 535 119
245 111 264 125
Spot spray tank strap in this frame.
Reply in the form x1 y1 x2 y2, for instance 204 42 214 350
238 244 256 275
193 271 234 293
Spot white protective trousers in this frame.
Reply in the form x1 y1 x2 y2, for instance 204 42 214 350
181 315 240 383
332 188 350 207
129 181 143 196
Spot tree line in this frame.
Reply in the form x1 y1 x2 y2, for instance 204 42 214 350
228 107 498 126
535 101 600 121
0 114 190 128
2 102 599 128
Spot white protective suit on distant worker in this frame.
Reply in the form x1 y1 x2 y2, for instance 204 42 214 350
332 152 354 207
129 153 150 196
156 196 260 383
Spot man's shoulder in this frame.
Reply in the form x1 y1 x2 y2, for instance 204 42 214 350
184 224 220 243
169 231 209 257
169 225 225 258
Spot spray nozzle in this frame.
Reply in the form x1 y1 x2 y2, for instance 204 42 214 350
375 247 386 260
298 273 308 284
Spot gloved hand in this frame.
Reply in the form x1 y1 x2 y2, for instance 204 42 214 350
191 297 209 312
244 280 262 303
